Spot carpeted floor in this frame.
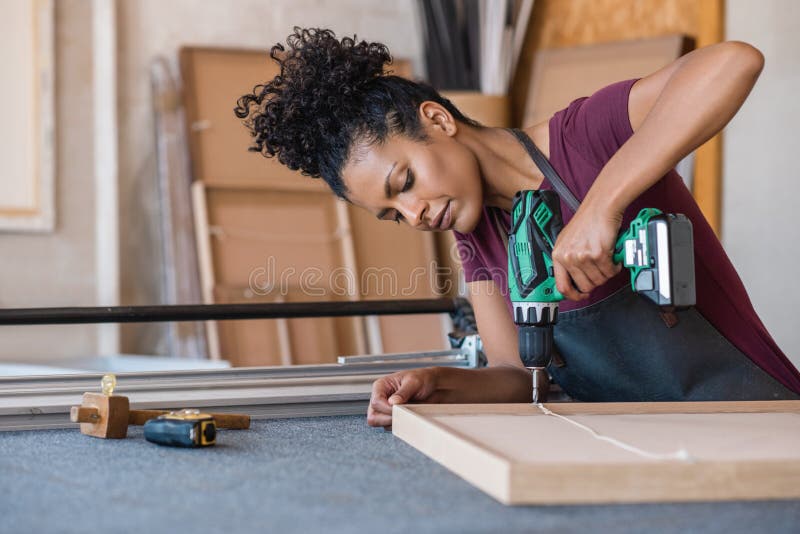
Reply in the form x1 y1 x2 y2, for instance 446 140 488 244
1 415 798 534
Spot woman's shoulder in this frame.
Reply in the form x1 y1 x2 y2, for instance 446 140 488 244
548 78 640 170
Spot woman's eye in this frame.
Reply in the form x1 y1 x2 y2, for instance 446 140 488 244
392 211 403 224
402 168 414 192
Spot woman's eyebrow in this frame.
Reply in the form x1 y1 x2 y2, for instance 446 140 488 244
375 161 398 219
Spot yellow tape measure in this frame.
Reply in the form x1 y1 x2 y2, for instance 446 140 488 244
143 409 216 447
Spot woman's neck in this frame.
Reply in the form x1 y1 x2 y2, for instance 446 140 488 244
456 122 550 212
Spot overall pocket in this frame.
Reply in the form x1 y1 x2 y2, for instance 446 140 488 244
545 286 798 402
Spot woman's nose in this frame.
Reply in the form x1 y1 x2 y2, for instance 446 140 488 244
397 198 428 228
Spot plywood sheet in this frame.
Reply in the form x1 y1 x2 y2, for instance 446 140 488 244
181 47 411 190
393 402 800 505
512 0 712 126
347 207 446 353
522 34 693 125
205 187 343 286
213 286 340 367
200 185 363 363
181 47 322 190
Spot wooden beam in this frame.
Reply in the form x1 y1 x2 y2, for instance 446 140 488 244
692 0 725 235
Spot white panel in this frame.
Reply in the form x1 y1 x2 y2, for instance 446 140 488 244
93 0 120 354
0 0 55 231
724 0 800 366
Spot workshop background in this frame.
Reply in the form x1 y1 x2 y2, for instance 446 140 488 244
0 0 797 372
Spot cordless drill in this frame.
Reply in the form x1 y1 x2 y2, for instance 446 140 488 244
508 190 696 403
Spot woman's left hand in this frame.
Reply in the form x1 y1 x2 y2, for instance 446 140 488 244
550 204 623 301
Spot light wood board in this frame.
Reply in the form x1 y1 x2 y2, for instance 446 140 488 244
521 34 693 126
392 402 800 505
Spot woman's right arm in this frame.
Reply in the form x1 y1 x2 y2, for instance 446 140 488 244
366 280 533 427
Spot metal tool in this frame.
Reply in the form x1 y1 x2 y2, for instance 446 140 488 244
143 409 217 448
337 333 484 368
69 373 250 440
0 298 465 325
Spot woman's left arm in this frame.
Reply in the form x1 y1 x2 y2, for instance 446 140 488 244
551 41 765 301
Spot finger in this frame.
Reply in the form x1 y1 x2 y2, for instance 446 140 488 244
599 253 622 279
369 379 393 414
388 375 421 405
581 261 610 288
553 261 582 301
565 267 594 296
366 406 392 427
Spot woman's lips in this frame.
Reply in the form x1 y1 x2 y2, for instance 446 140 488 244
440 200 452 230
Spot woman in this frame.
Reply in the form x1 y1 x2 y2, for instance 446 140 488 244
236 28 800 427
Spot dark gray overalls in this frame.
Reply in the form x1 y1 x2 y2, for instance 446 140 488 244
509 129 798 402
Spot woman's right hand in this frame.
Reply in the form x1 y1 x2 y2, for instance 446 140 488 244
366 367 440 428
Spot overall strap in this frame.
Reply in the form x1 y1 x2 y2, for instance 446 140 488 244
508 128 581 213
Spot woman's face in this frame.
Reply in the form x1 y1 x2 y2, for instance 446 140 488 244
341 104 484 234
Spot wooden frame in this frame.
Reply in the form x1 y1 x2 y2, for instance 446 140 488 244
191 180 368 364
392 402 800 505
0 0 55 232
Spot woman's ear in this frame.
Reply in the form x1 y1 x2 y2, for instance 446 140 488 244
419 101 457 136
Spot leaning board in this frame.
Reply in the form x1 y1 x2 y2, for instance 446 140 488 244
392 402 800 505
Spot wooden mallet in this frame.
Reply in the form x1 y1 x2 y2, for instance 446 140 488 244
70 374 250 439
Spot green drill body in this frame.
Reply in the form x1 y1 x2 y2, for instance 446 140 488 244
508 190 695 402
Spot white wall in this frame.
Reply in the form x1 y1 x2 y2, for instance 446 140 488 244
0 0 97 362
724 0 800 367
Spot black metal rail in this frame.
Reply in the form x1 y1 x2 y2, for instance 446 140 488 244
0 298 466 326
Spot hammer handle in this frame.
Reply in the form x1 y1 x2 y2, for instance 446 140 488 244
128 409 250 429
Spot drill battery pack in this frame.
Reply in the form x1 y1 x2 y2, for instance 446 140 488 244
616 211 696 309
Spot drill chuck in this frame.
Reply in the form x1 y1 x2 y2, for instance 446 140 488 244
518 325 553 368
513 301 559 326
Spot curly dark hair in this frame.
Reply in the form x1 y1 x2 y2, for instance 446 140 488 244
234 27 480 198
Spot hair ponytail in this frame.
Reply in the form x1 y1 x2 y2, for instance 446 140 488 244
235 27 478 198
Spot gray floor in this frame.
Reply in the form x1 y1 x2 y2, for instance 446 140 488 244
1 415 798 534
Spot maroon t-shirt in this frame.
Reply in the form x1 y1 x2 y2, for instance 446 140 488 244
454 78 800 394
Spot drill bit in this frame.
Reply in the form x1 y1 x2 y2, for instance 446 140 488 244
528 367 550 404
